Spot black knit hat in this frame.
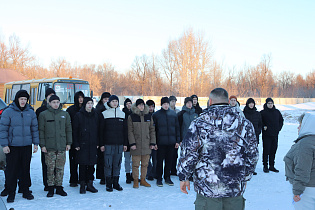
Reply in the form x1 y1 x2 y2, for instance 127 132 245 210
83 97 93 108
108 95 119 104
45 88 56 98
161 97 169 106
169 95 177 102
14 90 30 102
266 98 274 104
101 92 111 100
246 98 255 106
146 100 155 107
124 98 132 107
184 97 193 105
136 99 145 107
49 95 60 102
191 94 198 100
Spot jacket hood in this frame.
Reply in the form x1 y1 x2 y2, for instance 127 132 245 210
263 103 276 111
74 91 84 108
131 103 149 115
182 105 195 113
297 112 315 140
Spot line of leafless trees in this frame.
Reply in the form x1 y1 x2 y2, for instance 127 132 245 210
1 29 315 97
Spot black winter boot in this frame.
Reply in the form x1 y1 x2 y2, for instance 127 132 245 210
80 181 86 194
7 192 15 203
55 186 67 196
47 186 54 197
22 190 34 200
113 176 123 191
126 173 132 184
86 180 98 193
263 165 269 173
105 177 113 192
1 188 8 197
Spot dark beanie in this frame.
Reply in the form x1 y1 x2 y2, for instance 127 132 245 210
15 90 30 102
101 92 111 100
184 97 193 105
136 99 145 106
124 98 132 106
246 98 255 106
83 97 93 107
108 95 119 104
45 88 56 98
146 100 155 107
161 97 169 106
266 98 274 104
49 95 60 102
191 94 198 100
169 95 177 102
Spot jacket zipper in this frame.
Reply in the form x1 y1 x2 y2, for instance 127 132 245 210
21 112 24 146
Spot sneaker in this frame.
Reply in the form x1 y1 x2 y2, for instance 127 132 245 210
7 193 15 203
269 167 279 173
165 178 174 186
156 180 163 187
22 191 34 200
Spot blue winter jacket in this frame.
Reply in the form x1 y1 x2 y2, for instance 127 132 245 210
0 102 39 147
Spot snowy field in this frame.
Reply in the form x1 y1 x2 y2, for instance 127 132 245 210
1 103 315 210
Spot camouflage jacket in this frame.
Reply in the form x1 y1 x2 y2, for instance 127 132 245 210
177 104 258 198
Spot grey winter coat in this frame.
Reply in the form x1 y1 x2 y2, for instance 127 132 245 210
0 102 39 147
177 106 198 141
284 112 315 195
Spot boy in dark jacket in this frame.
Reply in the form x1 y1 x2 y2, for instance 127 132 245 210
153 97 180 187
260 98 284 173
190 94 203 116
0 90 39 203
67 91 84 187
39 95 72 197
73 97 99 194
146 99 157 180
95 92 110 185
100 95 128 192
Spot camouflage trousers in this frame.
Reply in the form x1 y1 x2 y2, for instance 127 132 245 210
45 151 66 187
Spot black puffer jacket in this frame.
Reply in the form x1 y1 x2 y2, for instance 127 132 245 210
66 91 85 122
73 107 99 165
99 103 128 146
193 103 203 116
122 106 132 151
243 106 262 142
152 108 180 146
260 104 284 137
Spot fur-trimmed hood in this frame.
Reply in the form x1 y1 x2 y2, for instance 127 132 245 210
131 103 149 116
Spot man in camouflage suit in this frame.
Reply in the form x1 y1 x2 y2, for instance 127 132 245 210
38 95 72 197
178 88 258 210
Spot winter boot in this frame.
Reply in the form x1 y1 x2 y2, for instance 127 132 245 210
140 178 151 187
165 177 174 186
269 167 279 173
22 190 34 200
86 180 98 193
55 186 67 196
0 188 8 197
133 179 139 188
105 177 113 192
126 173 132 184
100 178 106 185
47 186 54 197
80 181 86 194
113 176 123 191
263 165 269 173
7 192 15 203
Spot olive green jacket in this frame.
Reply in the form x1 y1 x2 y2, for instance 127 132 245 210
38 106 72 151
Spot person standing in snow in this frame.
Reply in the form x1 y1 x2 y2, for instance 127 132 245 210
0 90 39 203
146 99 157 180
153 97 180 187
260 98 283 173
73 97 99 194
99 95 128 192
128 99 156 188
95 91 111 185
284 113 315 210
67 91 85 187
169 96 180 114
229 95 245 118
178 88 258 210
122 98 133 184
191 95 203 116
39 95 72 197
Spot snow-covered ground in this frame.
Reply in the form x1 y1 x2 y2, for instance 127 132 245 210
1 103 315 210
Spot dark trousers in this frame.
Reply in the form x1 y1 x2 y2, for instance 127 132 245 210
96 148 105 180
104 145 123 177
147 149 157 178
156 145 174 180
262 135 278 167
79 165 95 182
171 147 178 174
41 151 48 187
5 146 32 193
69 148 79 184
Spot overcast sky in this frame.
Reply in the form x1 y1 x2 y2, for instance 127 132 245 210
0 0 314 75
